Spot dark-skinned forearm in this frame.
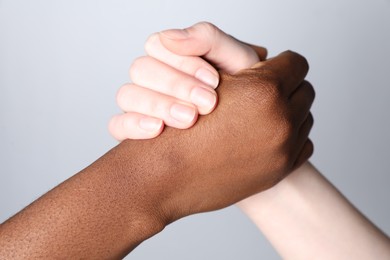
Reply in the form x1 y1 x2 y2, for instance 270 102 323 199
0 139 173 259
0 57 314 259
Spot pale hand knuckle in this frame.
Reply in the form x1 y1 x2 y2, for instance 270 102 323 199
144 33 159 54
197 21 218 33
116 84 132 110
129 56 149 80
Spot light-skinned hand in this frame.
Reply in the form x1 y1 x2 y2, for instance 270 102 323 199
109 22 267 140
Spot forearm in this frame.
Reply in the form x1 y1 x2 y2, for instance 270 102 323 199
0 61 314 258
238 162 390 260
0 140 169 259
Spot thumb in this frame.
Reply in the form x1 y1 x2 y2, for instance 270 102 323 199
159 22 267 74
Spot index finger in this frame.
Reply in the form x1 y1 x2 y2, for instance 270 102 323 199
159 22 262 74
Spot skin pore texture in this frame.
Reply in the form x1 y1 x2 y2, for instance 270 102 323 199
110 22 390 259
0 51 313 259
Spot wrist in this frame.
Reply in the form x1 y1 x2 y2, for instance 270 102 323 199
101 140 173 232
237 162 314 220
107 137 193 227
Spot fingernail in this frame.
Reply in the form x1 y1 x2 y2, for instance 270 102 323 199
170 103 196 123
195 68 219 88
190 87 217 111
160 29 189 40
139 117 162 132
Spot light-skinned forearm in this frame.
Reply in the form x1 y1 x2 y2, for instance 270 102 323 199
238 162 390 259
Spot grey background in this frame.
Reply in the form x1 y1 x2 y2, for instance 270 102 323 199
1 0 389 259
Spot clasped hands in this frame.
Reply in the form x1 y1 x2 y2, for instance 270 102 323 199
109 22 314 225
4 22 390 260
